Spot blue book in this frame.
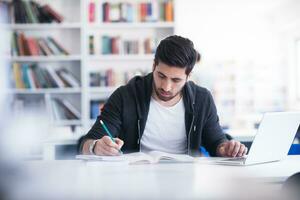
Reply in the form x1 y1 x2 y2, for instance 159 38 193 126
126 3 134 22
102 36 111 54
22 64 31 89
146 3 152 21
0 2 10 23
90 101 101 119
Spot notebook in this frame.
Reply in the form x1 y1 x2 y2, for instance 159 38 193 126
215 112 300 166
76 151 195 164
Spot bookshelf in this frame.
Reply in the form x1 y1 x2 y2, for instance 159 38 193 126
2 0 84 161
2 0 175 159
82 0 175 132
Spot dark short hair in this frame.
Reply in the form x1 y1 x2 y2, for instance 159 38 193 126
154 35 201 75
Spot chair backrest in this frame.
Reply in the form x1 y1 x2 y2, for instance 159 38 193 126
288 144 300 155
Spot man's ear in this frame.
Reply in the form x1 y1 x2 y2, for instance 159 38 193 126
152 62 156 72
187 73 191 81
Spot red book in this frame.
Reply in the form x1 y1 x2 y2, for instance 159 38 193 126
103 2 110 22
89 2 95 23
111 37 119 54
105 3 110 22
140 3 147 22
26 38 39 56
17 32 25 56
42 4 64 23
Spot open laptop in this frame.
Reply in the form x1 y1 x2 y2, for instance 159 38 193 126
216 112 300 166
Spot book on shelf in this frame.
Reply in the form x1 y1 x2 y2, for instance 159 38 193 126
144 38 156 54
56 68 80 87
46 66 65 88
88 1 95 23
90 100 105 119
51 98 80 120
47 37 69 55
42 4 63 23
76 151 194 164
11 63 80 89
165 1 173 22
21 63 30 88
11 0 64 23
12 31 70 56
0 1 11 23
89 35 95 55
89 69 147 87
89 1 173 23
26 37 40 55
12 62 25 88
93 35 155 55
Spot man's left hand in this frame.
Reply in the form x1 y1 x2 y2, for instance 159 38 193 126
216 140 248 157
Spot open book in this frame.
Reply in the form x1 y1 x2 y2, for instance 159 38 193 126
76 151 195 164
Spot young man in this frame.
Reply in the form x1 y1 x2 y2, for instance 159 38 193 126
79 35 247 157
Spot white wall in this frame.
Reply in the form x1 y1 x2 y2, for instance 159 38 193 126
175 0 282 63
174 0 300 128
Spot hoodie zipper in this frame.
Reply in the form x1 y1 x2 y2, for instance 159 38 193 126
137 119 141 152
187 115 195 155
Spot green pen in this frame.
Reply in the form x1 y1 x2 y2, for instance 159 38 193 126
100 120 123 154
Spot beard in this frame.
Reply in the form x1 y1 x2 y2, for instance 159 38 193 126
153 82 182 102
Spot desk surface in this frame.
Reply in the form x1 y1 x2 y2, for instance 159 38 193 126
6 155 300 200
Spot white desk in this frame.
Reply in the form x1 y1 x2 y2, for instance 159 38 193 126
7 155 300 200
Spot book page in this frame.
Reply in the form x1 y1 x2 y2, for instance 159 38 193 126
147 151 195 163
76 152 154 164
76 151 194 164
125 152 154 164
76 154 128 162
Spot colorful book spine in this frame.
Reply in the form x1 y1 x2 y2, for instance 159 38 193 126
89 35 95 55
12 32 70 56
89 2 95 23
98 1 174 23
12 0 64 23
90 100 105 119
42 4 64 23
165 1 174 22
89 69 147 87
12 63 80 89
26 38 40 56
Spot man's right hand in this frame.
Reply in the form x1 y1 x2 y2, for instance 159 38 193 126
93 136 124 156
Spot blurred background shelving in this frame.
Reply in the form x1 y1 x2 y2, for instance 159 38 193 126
1 0 300 160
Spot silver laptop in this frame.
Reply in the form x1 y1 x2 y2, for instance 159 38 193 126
216 112 300 166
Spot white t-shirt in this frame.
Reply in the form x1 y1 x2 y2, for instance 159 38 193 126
140 97 187 154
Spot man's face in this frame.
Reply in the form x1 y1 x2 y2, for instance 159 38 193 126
152 62 188 102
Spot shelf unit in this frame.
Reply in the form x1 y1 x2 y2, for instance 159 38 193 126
6 0 83 137
82 0 175 132
4 0 175 152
